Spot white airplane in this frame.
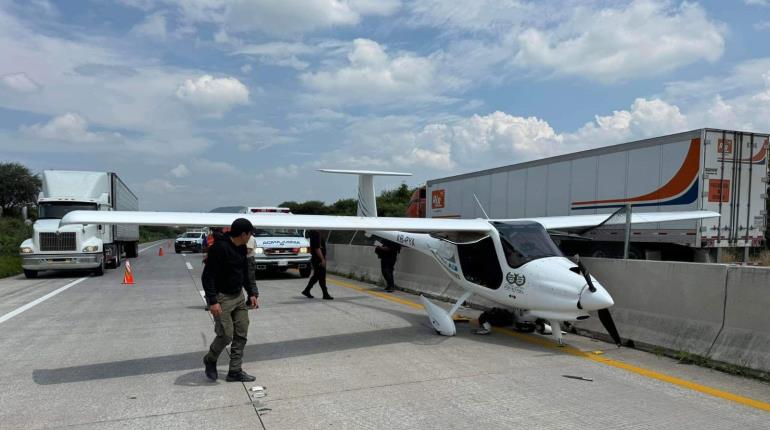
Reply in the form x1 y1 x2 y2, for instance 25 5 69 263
59 170 719 346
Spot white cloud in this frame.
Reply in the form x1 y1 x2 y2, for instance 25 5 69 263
143 178 179 193
255 164 300 180
192 159 240 175
224 0 367 36
1 72 41 92
332 97 692 173
755 21 770 30
234 41 318 69
301 38 454 107
406 0 533 33
131 12 168 39
745 0 769 6
175 74 249 115
20 113 105 143
170 163 190 178
119 0 402 37
240 64 252 74
514 1 725 83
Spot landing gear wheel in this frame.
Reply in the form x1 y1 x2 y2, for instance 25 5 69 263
23 269 38 279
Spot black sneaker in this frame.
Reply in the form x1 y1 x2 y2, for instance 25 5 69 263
301 290 314 298
384 288 394 293
226 370 256 382
322 295 334 300
203 357 218 381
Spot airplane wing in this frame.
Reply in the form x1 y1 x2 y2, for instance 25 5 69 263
499 210 720 231
61 209 718 234
59 211 495 233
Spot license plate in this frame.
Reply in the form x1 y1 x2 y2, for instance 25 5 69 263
278 260 288 266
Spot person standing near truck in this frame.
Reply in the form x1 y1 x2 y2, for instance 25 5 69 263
202 218 259 382
301 230 333 300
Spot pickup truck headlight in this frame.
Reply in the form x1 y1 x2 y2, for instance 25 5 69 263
300 247 308 253
83 245 99 252
20 247 33 254
255 247 264 254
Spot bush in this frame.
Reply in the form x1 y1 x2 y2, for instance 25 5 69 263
0 217 33 278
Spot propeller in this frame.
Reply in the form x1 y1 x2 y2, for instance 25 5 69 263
598 308 622 346
574 255 622 346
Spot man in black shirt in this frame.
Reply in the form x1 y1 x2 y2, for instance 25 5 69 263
202 218 259 382
301 230 333 300
375 238 401 292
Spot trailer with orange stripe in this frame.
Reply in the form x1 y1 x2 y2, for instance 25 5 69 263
426 128 769 261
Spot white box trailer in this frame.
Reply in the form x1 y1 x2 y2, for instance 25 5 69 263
427 129 769 260
20 170 140 277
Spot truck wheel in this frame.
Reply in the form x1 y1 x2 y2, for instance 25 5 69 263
125 242 138 258
93 260 105 277
299 267 312 278
24 269 38 279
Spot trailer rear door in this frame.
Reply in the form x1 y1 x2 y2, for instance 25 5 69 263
700 130 768 248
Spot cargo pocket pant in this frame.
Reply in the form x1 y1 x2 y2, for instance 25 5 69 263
204 292 250 373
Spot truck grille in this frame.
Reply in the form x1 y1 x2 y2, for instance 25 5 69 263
39 232 77 251
265 248 298 255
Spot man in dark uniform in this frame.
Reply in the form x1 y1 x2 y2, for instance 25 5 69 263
301 230 333 300
202 218 259 382
375 238 401 292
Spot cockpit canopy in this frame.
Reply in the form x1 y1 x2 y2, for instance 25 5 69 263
494 221 563 268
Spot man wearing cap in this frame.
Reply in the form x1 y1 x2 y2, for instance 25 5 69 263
202 218 259 382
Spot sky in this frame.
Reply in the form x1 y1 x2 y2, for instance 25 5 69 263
2 0 770 211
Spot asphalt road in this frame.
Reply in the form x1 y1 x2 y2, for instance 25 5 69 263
0 240 768 429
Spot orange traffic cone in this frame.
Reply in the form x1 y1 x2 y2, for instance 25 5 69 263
122 260 135 285
159 247 165 256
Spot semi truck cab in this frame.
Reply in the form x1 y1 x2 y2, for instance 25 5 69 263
19 170 139 278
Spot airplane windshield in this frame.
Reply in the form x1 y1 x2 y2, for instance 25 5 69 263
494 221 562 268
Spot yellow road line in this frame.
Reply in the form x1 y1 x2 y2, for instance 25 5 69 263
328 277 770 413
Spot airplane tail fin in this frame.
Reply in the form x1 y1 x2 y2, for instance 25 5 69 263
319 169 411 217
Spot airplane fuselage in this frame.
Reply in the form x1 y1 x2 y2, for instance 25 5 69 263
370 220 614 324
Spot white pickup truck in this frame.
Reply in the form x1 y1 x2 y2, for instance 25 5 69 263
247 207 312 277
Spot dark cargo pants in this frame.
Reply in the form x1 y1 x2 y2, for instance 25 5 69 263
204 291 250 373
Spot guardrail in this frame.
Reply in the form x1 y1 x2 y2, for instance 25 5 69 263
326 243 770 375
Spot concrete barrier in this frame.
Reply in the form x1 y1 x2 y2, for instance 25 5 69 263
575 258 727 357
707 266 770 373
326 243 770 374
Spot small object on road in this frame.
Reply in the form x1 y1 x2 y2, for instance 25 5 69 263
128 395 137 399
562 375 593 382
250 386 266 392
251 391 266 398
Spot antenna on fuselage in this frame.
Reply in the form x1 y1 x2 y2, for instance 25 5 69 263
473 193 490 220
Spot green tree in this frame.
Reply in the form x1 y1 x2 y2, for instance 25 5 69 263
279 184 415 217
0 162 41 217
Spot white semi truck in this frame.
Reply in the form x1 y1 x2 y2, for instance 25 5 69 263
426 128 769 261
19 170 140 278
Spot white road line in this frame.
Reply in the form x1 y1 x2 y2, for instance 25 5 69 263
138 240 165 254
186 262 193 270
0 277 88 324
0 239 168 325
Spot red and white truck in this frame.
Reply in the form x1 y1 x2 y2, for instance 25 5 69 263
425 129 769 261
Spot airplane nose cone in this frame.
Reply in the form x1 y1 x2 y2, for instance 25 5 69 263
579 284 614 311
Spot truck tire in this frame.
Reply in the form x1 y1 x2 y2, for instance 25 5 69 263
93 260 105 277
125 242 138 258
299 267 312 278
24 269 38 279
